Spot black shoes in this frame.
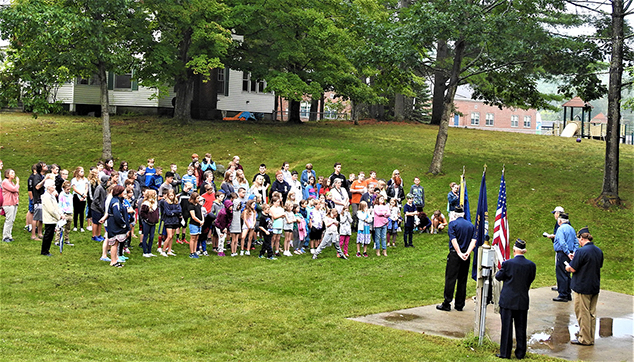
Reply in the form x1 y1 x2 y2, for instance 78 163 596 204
436 304 451 311
551 286 558 291
495 354 509 359
571 339 593 346
552 297 569 302
455 306 463 311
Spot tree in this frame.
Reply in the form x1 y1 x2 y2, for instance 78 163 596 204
0 0 147 160
560 0 633 207
226 0 359 123
138 0 232 123
397 0 604 174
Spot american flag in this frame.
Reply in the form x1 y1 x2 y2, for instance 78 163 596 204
492 171 509 267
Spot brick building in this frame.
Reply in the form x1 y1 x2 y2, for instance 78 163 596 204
450 86 542 134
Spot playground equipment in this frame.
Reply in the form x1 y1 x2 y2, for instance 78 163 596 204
560 122 578 137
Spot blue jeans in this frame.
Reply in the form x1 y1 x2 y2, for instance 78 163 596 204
374 225 387 250
142 221 156 254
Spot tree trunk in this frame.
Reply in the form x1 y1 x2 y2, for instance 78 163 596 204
308 98 319 121
288 99 302 123
394 93 405 121
174 74 194 124
428 39 466 175
98 62 112 160
319 94 325 120
430 39 449 126
173 29 193 124
352 100 359 125
596 0 624 208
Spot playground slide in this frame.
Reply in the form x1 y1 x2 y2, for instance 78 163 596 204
560 123 578 137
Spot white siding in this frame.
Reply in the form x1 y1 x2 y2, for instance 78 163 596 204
109 87 158 107
217 69 275 113
53 83 74 103
158 88 177 108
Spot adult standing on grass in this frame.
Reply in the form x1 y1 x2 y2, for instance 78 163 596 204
71 167 89 232
300 163 316 188
2 168 20 242
330 178 349 214
24 164 37 233
31 162 48 241
552 213 578 302
437 206 476 312
566 227 603 346
494 239 536 359
329 162 348 194
270 171 290 204
90 176 109 242
41 179 62 256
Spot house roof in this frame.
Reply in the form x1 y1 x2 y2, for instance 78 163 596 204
562 96 593 108
591 112 607 123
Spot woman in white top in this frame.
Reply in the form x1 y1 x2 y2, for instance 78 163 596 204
330 178 349 214
70 167 89 232
249 175 267 203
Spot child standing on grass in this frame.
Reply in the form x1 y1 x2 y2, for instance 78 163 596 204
210 191 225 253
308 200 325 254
177 182 193 244
403 194 417 248
182 166 197 191
258 204 276 260
187 192 203 259
57 181 73 246
282 201 296 257
269 197 285 256
386 198 401 247
140 189 159 258
356 201 372 257
229 192 242 257
293 204 306 254
312 208 347 260
152 167 164 193
339 207 352 257
144 159 156 190
213 196 233 257
240 199 257 256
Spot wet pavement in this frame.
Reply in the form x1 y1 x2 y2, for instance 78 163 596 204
349 287 633 361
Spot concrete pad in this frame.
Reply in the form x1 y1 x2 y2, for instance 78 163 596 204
349 287 633 361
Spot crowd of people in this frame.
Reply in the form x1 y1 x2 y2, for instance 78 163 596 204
1 155 466 268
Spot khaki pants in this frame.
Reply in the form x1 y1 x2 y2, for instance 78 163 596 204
57 214 72 243
574 292 599 345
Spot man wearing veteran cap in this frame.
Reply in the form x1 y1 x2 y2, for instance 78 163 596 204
494 239 536 359
552 212 578 302
566 227 603 346
436 206 476 312
543 206 566 291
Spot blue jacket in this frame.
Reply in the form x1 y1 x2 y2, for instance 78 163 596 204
495 254 536 310
108 197 129 236
553 223 577 254
160 199 182 225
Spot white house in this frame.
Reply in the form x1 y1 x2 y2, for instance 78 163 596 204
54 68 276 119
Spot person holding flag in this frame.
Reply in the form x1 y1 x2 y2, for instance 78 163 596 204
437 206 477 312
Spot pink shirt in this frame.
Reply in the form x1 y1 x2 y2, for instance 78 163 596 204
2 179 19 206
373 204 390 228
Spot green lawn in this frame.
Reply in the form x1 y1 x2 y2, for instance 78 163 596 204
1 113 632 361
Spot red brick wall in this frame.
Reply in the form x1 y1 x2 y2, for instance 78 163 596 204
452 100 539 134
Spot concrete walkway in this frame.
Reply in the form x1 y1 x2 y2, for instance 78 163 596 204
349 287 633 361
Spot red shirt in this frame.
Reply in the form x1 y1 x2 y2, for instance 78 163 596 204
202 192 215 213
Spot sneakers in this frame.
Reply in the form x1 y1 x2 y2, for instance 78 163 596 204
312 254 318 260
143 253 152 258
2 238 11 243
293 250 301 255
168 251 177 256
160 251 168 257
189 253 199 259
218 252 226 257
240 250 244 256
176 239 183 244
230 253 237 257
86 226 92 231
24 225 32 232
80 228 85 232
259 255 265 259
148 253 157 257
339 253 348 260
73 227 78 232
91 236 100 242
157 247 163 254
363 252 368 258
244 251 250 256
268 256 277 260
100 257 111 262
356 252 362 257
310 249 315 254
64 241 74 246
283 250 293 257
124 247 130 254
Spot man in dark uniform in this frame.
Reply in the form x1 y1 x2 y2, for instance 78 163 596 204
495 239 536 359
436 207 476 312
566 227 603 346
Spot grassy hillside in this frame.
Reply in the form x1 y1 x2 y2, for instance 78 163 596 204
0 113 632 361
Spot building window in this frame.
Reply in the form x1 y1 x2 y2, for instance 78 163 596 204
524 115 531 128
300 102 310 118
511 115 519 127
485 113 494 126
217 68 225 94
77 75 101 86
242 72 266 93
114 74 132 89
470 112 480 126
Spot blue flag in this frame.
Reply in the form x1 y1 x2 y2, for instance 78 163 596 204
471 169 488 280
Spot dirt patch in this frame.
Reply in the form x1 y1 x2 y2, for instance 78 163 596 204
383 313 422 322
